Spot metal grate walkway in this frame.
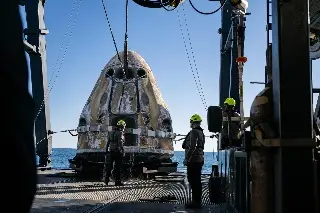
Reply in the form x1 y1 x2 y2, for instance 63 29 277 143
31 177 227 213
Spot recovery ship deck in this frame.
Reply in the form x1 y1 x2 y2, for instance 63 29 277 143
32 169 226 213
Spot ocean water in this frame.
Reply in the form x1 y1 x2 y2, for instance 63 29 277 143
48 148 217 174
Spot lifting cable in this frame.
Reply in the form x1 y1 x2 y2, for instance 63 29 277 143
36 0 132 145
160 0 226 157
124 0 134 175
123 0 129 65
176 4 208 111
83 0 128 109
47 0 80 88
125 0 129 41
157 1 209 111
180 5 208 110
34 0 83 122
101 0 123 63
188 0 226 15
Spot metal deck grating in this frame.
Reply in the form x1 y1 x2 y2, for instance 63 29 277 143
31 177 226 213
35 180 210 204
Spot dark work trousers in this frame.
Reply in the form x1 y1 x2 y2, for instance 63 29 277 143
187 162 204 204
1 1 37 212
105 151 123 182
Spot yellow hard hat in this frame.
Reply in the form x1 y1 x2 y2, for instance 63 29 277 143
117 120 126 127
224 97 236 106
190 114 202 123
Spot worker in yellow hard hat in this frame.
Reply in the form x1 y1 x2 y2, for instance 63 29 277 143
103 119 126 186
182 114 205 209
224 97 236 107
221 97 242 149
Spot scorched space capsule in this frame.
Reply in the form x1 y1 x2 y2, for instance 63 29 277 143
69 51 177 174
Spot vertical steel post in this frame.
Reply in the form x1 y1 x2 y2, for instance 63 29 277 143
24 0 52 167
250 45 274 213
272 0 316 212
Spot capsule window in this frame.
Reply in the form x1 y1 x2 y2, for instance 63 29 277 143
105 68 114 78
162 118 171 126
115 68 125 79
126 68 136 79
137 69 146 78
162 119 172 132
78 118 86 126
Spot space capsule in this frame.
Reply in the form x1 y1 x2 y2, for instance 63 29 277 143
70 51 175 172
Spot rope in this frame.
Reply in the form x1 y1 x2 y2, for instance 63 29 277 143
188 0 226 15
35 128 214 145
101 0 122 63
159 0 207 110
34 0 83 122
176 6 208 111
123 0 129 71
47 0 78 88
181 5 208 110
157 1 218 111
35 129 78 146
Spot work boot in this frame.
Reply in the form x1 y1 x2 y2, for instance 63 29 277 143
104 177 110 186
115 181 124 186
185 201 202 209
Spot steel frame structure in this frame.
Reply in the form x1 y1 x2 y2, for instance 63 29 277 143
18 0 319 212
271 0 317 212
19 0 52 167
218 0 318 213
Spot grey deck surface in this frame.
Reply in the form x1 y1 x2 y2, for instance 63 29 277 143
97 202 226 213
31 199 226 213
31 198 102 213
31 170 226 213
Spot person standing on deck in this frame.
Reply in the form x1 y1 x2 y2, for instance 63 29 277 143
182 114 205 209
221 97 241 149
104 119 126 186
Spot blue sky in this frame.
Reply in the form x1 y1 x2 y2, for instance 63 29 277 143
19 1 320 152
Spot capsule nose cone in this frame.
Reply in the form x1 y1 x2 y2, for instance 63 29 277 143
106 50 152 72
